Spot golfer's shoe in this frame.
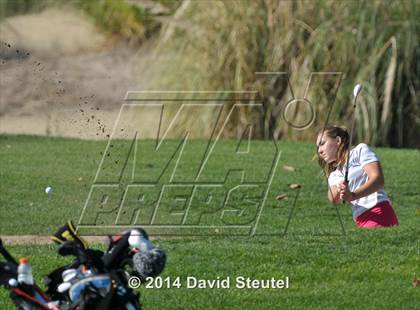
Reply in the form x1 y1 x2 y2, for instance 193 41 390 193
51 221 88 249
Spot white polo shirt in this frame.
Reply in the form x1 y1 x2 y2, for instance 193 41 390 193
328 143 389 220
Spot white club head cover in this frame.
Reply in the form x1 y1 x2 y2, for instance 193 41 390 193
57 282 72 293
128 229 154 252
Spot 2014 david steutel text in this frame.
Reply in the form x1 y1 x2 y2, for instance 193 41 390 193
136 276 290 289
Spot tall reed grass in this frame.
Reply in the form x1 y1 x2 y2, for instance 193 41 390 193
73 0 153 44
155 0 419 147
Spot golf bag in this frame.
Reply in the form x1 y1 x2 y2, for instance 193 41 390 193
0 222 167 310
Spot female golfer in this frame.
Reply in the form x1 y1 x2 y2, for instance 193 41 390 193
316 126 398 228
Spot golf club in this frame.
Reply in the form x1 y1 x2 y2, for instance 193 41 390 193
343 84 362 203
0 238 18 266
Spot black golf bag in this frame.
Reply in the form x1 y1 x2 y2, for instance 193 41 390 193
0 222 166 310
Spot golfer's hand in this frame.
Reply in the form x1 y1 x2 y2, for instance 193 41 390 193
339 183 354 202
329 185 342 204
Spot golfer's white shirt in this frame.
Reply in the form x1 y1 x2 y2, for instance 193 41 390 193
328 143 389 220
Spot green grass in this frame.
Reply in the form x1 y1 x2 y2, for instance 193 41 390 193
0 134 419 309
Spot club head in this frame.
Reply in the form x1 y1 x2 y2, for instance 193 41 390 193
353 84 362 98
62 269 78 282
57 282 72 293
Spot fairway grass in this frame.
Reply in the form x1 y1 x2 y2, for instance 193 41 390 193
0 135 419 309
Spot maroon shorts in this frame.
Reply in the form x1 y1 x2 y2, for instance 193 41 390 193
356 200 399 229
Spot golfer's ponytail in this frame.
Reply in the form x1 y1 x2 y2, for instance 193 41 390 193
317 126 349 177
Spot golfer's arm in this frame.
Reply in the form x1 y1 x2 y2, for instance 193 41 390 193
352 161 384 200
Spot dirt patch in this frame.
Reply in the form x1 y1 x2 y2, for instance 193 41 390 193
0 8 106 58
0 8 161 139
0 42 147 139
1 235 179 245
1 235 106 245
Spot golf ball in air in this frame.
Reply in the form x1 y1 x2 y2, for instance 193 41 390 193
45 186 53 194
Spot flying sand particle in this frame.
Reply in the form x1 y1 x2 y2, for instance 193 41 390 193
275 194 288 201
283 165 296 172
288 183 302 189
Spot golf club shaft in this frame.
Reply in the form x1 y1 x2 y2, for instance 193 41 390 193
343 96 358 203
345 99 357 182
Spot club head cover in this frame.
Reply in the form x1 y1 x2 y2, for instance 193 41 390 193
51 221 88 250
132 247 166 281
58 240 85 257
102 232 130 269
